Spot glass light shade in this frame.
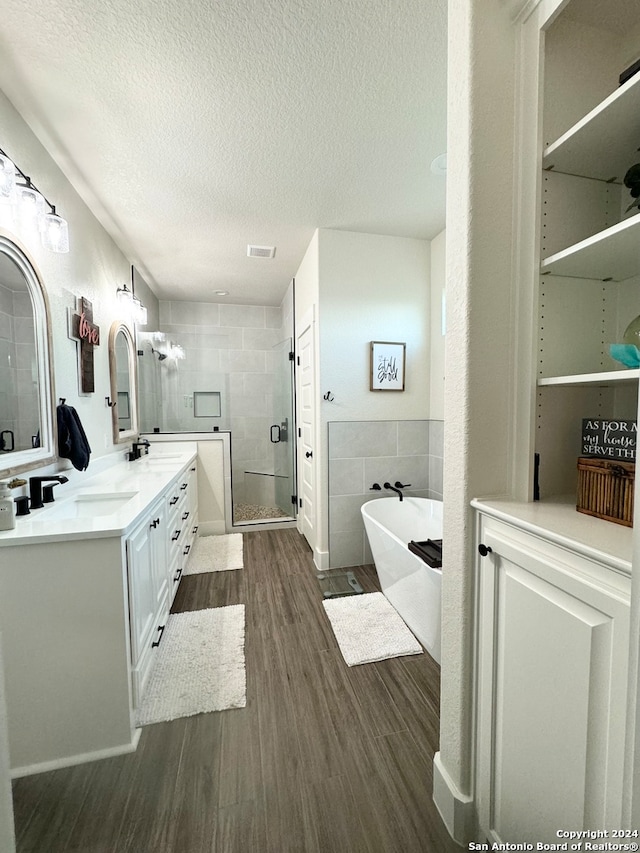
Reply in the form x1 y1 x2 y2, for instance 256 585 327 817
132 296 147 326
0 156 15 201
16 184 45 227
40 213 69 253
117 284 134 308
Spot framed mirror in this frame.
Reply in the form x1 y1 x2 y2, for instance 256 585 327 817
0 231 56 476
108 321 138 444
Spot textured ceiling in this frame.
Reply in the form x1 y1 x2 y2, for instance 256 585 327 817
0 0 447 306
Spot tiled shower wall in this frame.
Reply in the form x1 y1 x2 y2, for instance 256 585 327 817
328 419 444 568
156 300 290 505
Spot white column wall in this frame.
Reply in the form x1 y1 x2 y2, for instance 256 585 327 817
436 0 519 841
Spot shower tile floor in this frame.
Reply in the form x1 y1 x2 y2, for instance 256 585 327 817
233 502 290 522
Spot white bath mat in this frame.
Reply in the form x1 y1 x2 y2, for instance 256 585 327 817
323 592 423 667
184 533 243 575
136 605 246 726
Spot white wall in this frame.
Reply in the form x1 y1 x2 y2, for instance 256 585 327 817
0 91 141 467
318 229 431 422
435 0 518 841
294 227 433 561
430 229 446 420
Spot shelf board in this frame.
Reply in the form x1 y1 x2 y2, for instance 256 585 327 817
543 72 640 182
538 369 640 387
541 212 640 281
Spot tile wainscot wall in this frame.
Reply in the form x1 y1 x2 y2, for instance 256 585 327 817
328 419 444 568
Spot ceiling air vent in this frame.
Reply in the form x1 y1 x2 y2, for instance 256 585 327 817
247 244 276 259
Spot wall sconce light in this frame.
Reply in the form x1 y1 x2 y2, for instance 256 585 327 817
0 147 69 253
116 283 147 326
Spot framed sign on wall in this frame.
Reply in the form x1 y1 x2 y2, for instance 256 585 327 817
370 341 406 391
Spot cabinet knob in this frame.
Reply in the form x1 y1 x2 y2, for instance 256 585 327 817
306 451 313 458
478 543 493 557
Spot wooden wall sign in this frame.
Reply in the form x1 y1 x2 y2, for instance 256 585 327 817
68 296 100 394
581 418 636 462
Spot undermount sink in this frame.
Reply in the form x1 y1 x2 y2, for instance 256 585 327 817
40 491 139 519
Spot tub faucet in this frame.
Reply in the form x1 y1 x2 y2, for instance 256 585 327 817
29 475 69 509
384 481 404 501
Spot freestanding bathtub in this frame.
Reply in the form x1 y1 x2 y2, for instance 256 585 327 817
361 497 442 664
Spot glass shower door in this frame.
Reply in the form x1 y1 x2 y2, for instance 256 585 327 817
271 337 296 518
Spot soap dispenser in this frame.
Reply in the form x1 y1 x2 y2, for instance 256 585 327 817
0 480 15 530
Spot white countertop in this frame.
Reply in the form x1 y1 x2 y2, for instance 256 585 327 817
471 495 633 576
0 445 197 546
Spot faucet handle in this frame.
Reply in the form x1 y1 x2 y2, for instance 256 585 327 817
369 483 382 491
394 481 411 488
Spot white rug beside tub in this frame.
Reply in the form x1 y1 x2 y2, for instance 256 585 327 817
184 533 244 575
136 605 246 726
323 591 423 667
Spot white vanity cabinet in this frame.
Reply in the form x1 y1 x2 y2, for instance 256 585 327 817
0 447 198 776
473 506 631 843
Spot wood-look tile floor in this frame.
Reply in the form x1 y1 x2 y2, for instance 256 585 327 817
12 529 460 853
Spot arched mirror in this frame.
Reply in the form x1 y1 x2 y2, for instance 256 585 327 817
108 322 138 444
0 231 56 476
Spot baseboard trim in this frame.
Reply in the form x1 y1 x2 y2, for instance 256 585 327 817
433 751 476 846
10 730 142 779
314 548 329 571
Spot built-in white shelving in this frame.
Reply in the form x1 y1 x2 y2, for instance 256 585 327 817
543 71 640 181
538 369 640 388
541 211 640 281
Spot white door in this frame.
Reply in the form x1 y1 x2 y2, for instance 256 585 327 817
296 312 316 552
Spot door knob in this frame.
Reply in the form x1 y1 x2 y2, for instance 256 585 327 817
478 543 492 557
305 451 313 458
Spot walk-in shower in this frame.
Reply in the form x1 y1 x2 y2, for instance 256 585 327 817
136 293 296 526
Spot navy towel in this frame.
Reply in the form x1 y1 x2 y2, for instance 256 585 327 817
57 404 91 471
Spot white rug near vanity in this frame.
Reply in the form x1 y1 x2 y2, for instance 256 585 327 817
136 605 246 726
185 533 244 575
323 592 423 667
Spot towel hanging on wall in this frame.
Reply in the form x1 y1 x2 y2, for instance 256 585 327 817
56 403 91 471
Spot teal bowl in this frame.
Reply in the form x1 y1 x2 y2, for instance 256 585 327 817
609 343 640 368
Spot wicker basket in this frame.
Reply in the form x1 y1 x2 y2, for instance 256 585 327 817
576 458 635 527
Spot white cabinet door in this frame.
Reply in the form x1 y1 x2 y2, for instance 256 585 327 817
475 517 630 844
150 500 169 617
127 516 156 667
127 497 170 707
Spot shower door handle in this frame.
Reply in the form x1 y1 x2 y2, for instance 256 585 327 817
270 424 281 443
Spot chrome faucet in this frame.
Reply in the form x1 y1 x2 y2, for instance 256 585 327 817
29 475 69 509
